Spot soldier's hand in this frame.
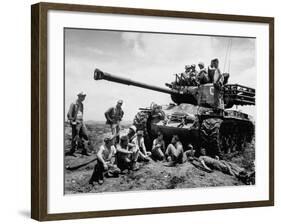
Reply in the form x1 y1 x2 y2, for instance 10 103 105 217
103 164 108 171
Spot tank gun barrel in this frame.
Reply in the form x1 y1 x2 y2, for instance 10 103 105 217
94 68 177 95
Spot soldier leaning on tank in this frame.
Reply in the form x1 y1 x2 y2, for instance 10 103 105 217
196 62 210 85
104 100 124 144
151 104 165 122
66 92 90 156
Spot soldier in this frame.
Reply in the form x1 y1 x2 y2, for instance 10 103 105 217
208 58 226 87
66 91 89 156
182 65 191 85
88 135 120 185
197 62 209 84
127 125 137 143
105 100 124 144
151 104 165 123
196 148 254 184
132 130 150 162
189 64 198 85
185 144 196 159
165 135 184 166
151 131 166 161
116 135 139 171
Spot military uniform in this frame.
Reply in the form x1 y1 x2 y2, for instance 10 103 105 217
67 99 89 155
105 103 124 143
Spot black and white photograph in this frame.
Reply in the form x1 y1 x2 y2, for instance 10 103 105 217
64 28 256 194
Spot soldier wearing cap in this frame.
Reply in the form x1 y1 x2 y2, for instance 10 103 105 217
66 92 89 156
89 134 120 185
105 100 124 144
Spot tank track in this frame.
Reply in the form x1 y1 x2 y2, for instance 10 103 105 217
200 118 255 157
200 118 223 156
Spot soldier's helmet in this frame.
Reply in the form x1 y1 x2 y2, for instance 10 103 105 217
198 62 205 67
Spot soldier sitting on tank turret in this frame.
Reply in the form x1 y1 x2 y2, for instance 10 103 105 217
196 62 210 85
189 64 198 86
208 58 230 87
182 65 192 86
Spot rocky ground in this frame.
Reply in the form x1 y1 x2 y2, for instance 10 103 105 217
64 121 255 194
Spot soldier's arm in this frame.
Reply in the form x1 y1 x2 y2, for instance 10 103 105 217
97 146 107 167
200 159 213 172
67 103 75 121
104 107 114 122
116 145 132 154
141 138 147 154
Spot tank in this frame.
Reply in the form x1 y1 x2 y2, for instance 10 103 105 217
94 68 255 156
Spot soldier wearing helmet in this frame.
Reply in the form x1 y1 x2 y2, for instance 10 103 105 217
189 64 198 86
197 62 210 84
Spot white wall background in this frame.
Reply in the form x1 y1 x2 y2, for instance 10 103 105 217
0 0 279 223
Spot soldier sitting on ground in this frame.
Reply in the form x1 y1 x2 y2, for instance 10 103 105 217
88 135 120 185
116 135 139 171
164 135 184 167
132 130 150 162
184 144 196 160
127 125 137 143
151 131 166 161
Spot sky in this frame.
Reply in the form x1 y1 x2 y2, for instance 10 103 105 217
64 28 256 121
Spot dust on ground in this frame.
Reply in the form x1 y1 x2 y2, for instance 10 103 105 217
64 121 254 194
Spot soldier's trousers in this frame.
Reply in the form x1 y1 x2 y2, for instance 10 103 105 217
110 123 121 143
70 122 89 154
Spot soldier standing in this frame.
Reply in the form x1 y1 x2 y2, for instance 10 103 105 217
66 92 89 156
105 100 124 144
